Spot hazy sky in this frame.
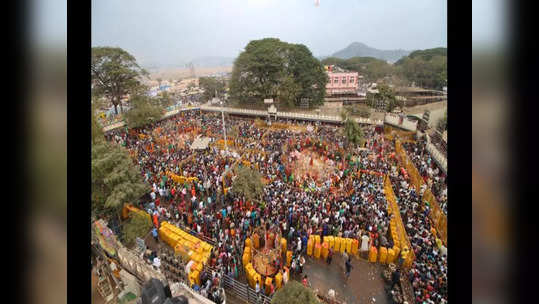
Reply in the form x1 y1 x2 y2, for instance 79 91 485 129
92 0 447 66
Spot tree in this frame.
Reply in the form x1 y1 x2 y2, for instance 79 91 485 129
395 48 447 90
124 95 165 129
366 84 398 112
230 165 265 204
340 109 364 147
121 212 153 247
366 92 376 108
199 77 226 101
286 44 328 107
91 47 149 114
229 38 327 107
91 141 149 221
271 281 320 304
376 84 399 112
278 75 302 107
92 103 104 144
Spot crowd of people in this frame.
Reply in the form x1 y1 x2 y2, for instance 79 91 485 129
388 148 448 304
105 110 448 303
402 140 448 215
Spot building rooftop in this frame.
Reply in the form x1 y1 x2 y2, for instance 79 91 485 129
325 65 357 74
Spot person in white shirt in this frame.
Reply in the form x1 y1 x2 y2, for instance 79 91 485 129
361 234 370 258
282 269 289 284
153 257 161 268
150 191 156 201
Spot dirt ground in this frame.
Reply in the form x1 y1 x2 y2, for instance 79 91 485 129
303 254 391 304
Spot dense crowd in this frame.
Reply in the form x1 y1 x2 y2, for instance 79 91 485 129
105 110 447 303
389 156 448 304
403 140 448 215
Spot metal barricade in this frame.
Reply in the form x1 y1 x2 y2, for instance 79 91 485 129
222 274 272 304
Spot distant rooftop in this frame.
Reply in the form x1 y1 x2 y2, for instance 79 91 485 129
325 65 356 74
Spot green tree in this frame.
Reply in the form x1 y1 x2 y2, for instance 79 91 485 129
199 77 226 101
271 281 320 304
230 165 265 204
340 109 364 147
286 44 328 107
124 95 165 129
366 84 398 112
91 47 149 114
91 141 149 221
121 212 153 247
395 48 447 90
376 85 399 112
229 38 327 107
278 75 302 107
92 103 104 144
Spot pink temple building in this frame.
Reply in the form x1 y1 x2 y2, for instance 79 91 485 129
325 65 359 95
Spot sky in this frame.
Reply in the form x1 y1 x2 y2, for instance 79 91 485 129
91 0 448 67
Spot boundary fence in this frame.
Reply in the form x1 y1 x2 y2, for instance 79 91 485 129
222 274 272 304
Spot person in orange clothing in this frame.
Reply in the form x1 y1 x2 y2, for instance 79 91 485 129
152 213 159 229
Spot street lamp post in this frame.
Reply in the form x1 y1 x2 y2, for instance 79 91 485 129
220 100 228 152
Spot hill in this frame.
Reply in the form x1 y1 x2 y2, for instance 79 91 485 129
331 42 411 63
